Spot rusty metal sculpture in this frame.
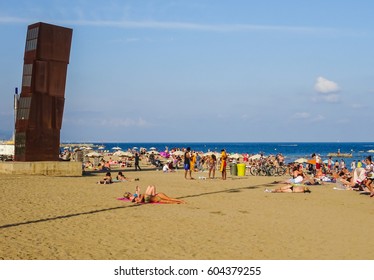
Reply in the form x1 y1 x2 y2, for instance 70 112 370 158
15 22 73 161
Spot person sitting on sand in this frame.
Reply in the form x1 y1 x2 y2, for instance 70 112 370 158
97 172 113 184
286 165 305 184
264 185 311 193
162 162 170 173
116 171 131 181
124 185 185 204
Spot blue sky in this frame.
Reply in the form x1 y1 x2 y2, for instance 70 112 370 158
1 0 374 142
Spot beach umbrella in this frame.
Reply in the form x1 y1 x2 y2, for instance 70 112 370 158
149 147 157 151
121 151 133 157
295 158 308 163
98 146 105 150
113 151 132 157
368 149 374 153
229 153 243 159
146 150 159 155
112 146 122 150
86 151 102 158
172 151 185 156
249 154 262 160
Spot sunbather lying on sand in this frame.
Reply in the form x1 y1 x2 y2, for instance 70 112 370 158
97 172 113 184
124 185 186 204
265 185 311 193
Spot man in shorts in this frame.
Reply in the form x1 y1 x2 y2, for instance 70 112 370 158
184 147 193 179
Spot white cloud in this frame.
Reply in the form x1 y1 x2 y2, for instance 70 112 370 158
351 103 365 109
313 76 341 103
292 112 310 119
312 114 325 122
0 15 338 34
314 77 340 94
65 116 149 127
99 117 149 127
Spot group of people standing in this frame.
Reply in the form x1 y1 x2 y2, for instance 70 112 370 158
183 147 228 180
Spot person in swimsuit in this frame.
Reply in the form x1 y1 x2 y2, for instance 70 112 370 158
208 154 217 179
220 149 227 180
97 172 113 184
184 147 193 179
264 185 311 193
125 186 185 204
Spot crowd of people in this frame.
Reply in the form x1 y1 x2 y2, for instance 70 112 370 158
90 145 374 200
265 155 374 197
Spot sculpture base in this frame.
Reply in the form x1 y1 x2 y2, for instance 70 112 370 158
0 161 82 176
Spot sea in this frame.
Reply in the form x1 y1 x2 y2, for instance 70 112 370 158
79 142 374 166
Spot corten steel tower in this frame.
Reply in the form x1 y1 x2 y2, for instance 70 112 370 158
15 22 72 161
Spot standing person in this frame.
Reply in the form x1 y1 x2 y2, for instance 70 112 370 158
134 152 141 171
340 159 345 170
190 151 196 173
315 154 322 174
220 149 227 180
350 160 356 171
184 147 193 179
327 157 332 171
208 154 217 179
334 160 340 172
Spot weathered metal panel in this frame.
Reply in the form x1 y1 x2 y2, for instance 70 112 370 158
15 22 72 161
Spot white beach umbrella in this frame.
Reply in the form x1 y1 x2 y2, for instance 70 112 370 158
249 154 262 160
367 149 374 153
112 146 122 150
149 147 157 151
229 153 243 159
86 151 102 158
172 151 185 156
113 151 126 157
295 157 308 163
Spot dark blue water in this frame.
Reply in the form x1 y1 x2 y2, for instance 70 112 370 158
91 142 374 165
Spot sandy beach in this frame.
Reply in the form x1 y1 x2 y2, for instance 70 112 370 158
1 163 374 260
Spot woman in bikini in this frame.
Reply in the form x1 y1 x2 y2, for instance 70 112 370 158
124 186 185 204
265 185 311 193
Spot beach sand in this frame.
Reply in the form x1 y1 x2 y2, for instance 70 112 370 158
1 164 374 260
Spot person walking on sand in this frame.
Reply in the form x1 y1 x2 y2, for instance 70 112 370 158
134 152 141 171
220 149 227 180
184 147 193 179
